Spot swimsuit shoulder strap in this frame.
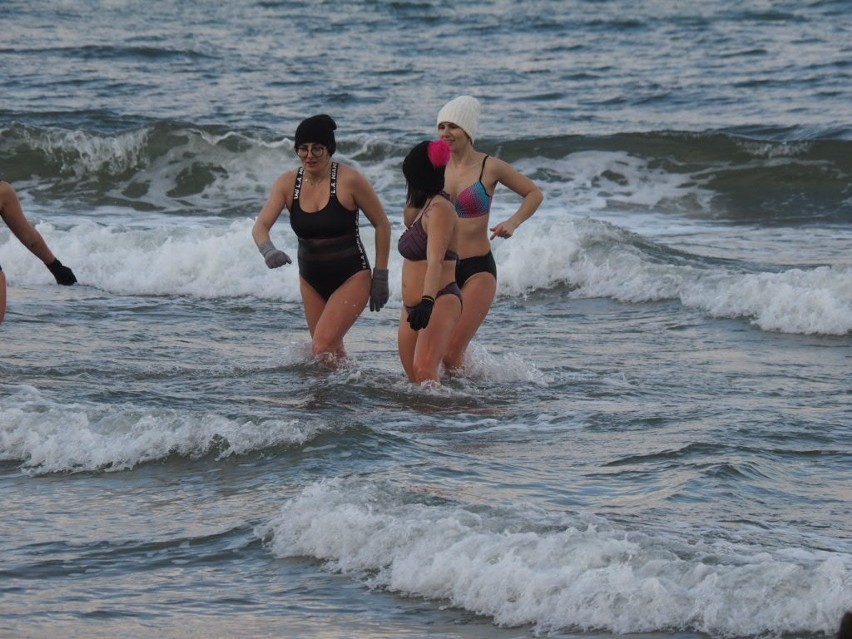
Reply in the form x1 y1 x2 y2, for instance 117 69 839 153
410 195 438 229
293 167 304 202
478 155 489 181
330 162 339 197
410 207 426 229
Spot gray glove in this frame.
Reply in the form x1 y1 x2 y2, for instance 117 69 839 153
369 268 389 312
258 240 291 269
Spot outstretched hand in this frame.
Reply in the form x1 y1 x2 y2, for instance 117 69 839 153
47 259 77 285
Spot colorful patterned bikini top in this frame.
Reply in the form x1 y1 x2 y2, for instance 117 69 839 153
454 155 492 219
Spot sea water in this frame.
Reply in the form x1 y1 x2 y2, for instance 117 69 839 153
1 1 850 638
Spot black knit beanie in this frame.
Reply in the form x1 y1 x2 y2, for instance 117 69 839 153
294 114 337 155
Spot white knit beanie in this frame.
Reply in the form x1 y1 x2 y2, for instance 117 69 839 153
437 95 481 143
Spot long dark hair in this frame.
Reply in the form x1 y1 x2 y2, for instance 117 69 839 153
403 140 451 208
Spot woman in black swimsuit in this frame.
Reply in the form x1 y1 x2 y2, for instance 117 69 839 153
252 115 391 361
397 140 461 383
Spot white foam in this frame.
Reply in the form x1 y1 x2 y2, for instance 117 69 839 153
257 478 852 636
5 211 848 335
501 151 716 222
4 209 848 335
682 265 852 334
1 218 392 303
0 384 327 475
495 215 852 335
456 342 549 385
567 224 852 335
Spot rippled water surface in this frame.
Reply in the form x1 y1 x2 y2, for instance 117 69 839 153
2 1 850 638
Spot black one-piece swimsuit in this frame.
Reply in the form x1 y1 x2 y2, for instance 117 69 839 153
289 162 370 300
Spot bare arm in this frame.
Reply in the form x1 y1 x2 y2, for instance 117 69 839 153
350 171 391 270
0 183 56 264
487 159 543 240
422 201 457 298
251 173 292 246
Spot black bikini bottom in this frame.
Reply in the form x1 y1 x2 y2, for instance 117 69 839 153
405 281 463 312
455 251 497 288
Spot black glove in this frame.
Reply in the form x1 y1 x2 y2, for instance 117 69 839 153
47 258 77 285
407 295 435 331
369 268 389 312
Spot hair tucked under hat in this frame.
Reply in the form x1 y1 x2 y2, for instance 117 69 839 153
436 95 481 143
403 140 451 208
295 114 337 155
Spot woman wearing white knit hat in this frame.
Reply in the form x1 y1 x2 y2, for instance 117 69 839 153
434 95 543 373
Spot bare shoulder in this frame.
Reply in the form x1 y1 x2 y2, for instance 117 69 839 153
485 155 539 195
261 170 297 213
340 162 378 194
272 169 298 193
425 197 457 225
334 162 366 185
485 155 519 178
335 163 381 214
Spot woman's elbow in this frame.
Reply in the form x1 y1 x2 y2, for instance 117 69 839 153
527 187 544 210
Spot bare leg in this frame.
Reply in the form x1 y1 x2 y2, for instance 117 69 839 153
0 271 6 324
398 307 418 382
442 272 496 372
301 270 370 359
412 294 462 383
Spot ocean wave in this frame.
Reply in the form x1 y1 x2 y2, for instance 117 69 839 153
500 217 852 335
257 477 852 636
2 122 850 224
506 129 852 224
0 384 328 475
0 121 283 217
3 215 848 335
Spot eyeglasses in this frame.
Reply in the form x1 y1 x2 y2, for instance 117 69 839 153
296 144 327 158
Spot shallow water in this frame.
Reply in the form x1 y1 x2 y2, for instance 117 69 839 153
2 1 851 638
